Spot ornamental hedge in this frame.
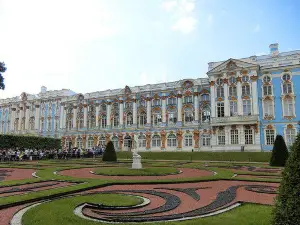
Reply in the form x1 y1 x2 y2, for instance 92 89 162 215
0 135 61 150
270 135 289 167
102 141 117 162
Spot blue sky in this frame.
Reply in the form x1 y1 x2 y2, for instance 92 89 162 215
0 0 299 98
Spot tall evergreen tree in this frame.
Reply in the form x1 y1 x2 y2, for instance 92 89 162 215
270 135 289 167
102 141 117 162
0 62 7 90
272 133 300 225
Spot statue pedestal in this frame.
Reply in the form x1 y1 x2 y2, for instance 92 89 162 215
132 154 142 169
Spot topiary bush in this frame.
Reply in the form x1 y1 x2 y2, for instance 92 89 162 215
272 133 300 225
269 135 289 167
102 141 117 162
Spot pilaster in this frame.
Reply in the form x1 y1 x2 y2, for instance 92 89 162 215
72 104 77 129
35 104 40 130
210 81 216 117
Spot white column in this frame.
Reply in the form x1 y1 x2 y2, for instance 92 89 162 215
83 104 88 128
146 98 151 125
251 77 258 115
95 104 100 127
194 93 199 121
25 106 30 130
177 94 182 123
35 104 40 130
133 99 137 125
72 105 77 129
10 107 16 131
18 105 23 130
210 82 216 117
237 80 243 115
107 103 111 127
119 100 124 126
59 104 64 129
224 82 229 117
240 125 245 145
162 96 167 124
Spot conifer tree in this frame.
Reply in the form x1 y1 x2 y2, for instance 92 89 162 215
270 135 289 167
102 141 117 162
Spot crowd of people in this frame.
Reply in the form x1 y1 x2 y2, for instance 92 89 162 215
0 146 106 162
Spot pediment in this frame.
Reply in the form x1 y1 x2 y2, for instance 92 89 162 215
207 58 258 74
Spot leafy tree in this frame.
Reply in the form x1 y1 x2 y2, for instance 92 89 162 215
0 62 7 90
272 133 300 225
270 135 289 167
102 141 117 162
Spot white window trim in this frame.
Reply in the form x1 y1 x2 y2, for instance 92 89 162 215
284 126 297 146
262 99 275 118
264 128 276 146
281 97 296 118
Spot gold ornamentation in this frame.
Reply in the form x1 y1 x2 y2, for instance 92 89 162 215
209 81 215 86
266 124 273 129
146 131 151 149
287 124 294 129
250 75 258 81
176 129 183 148
193 129 199 148
160 130 166 148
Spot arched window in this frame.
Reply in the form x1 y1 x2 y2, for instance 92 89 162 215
167 134 177 147
242 76 249 82
184 96 193 103
184 108 193 123
216 87 224 98
201 135 211 146
184 134 193 147
282 74 291 81
101 104 107 112
139 112 147 126
139 100 146 107
101 115 107 128
217 129 225 145
229 86 237 96
99 136 105 147
113 114 119 127
263 75 271 83
29 117 35 130
283 98 294 117
77 138 83 149
88 115 96 129
87 137 94 148
229 76 236 84
40 119 45 131
47 118 52 131
263 85 272 96
126 112 133 126
78 117 84 129
242 84 250 95
168 110 177 124
153 99 161 106
153 113 162 126
216 78 223 85
201 94 209 101
112 136 119 150
138 135 146 148
283 83 292 94
66 117 72 130
201 106 210 122
168 98 176 105
263 100 274 117
152 135 161 147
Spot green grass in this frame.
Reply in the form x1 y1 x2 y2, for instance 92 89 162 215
22 194 273 225
94 167 179 176
117 152 271 162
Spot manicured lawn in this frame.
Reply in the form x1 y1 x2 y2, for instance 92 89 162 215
94 167 179 176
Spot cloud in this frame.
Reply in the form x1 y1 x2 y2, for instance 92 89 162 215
253 24 260 33
162 0 197 34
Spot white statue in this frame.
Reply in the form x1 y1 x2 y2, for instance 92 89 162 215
132 148 142 169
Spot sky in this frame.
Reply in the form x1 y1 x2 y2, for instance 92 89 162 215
0 0 299 98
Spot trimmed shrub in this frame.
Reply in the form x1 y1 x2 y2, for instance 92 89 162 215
270 135 289 167
102 141 117 162
272 133 300 225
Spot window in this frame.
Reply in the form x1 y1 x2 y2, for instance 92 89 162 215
66 118 72 130
113 103 119 110
168 112 177 124
139 100 146 107
77 138 83 149
184 96 193 103
243 100 251 115
229 86 237 96
87 137 94 148
125 102 133 109
47 119 52 131
185 134 193 147
112 136 118 150
153 99 161 106
153 114 162 125
263 100 274 117
229 77 236 84
138 135 146 148
201 106 210 122
99 136 105 147
126 112 133 126
124 137 132 148
216 78 223 85
263 85 272 96
263 76 271 83
184 110 193 123
283 98 294 116
78 117 84 129
201 94 209 101
242 85 250 95
217 102 224 117
230 129 239 144
283 83 292 94
216 87 224 98
139 112 147 126
167 134 177 147
245 129 253 144
286 128 296 146
168 98 176 105
282 74 291 81
29 118 35 130
201 135 211 146
265 129 275 145
14 118 19 131
242 76 249 82
113 114 119 127
217 130 225 145
152 135 161 147
230 101 237 116
99 115 106 128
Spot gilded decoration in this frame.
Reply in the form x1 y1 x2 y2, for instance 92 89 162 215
250 75 258 81
176 129 183 148
161 96 167 100
223 78 228 84
241 69 248 75
152 107 161 113
264 116 274 120
160 130 166 148
168 92 176 98
226 61 237 70
146 97 152 101
153 93 161 99
284 116 295 120
236 76 241 82
266 124 273 129
124 85 132 95
217 97 223 101
82 135 87 147
200 89 209 94
182 80 194 89
71 136 76 147
209 81 215 86
254 123 259 133
193 129 199 148
287 124 294 129
242 96 250 100
283 69 290 72
177 94 182 98
231 96 237 101
193 92 199 96
93 135 98 146
118 133 124 150
263 96 273 100
146 131 151 149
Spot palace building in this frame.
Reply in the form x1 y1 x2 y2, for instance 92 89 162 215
0 43 299 151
